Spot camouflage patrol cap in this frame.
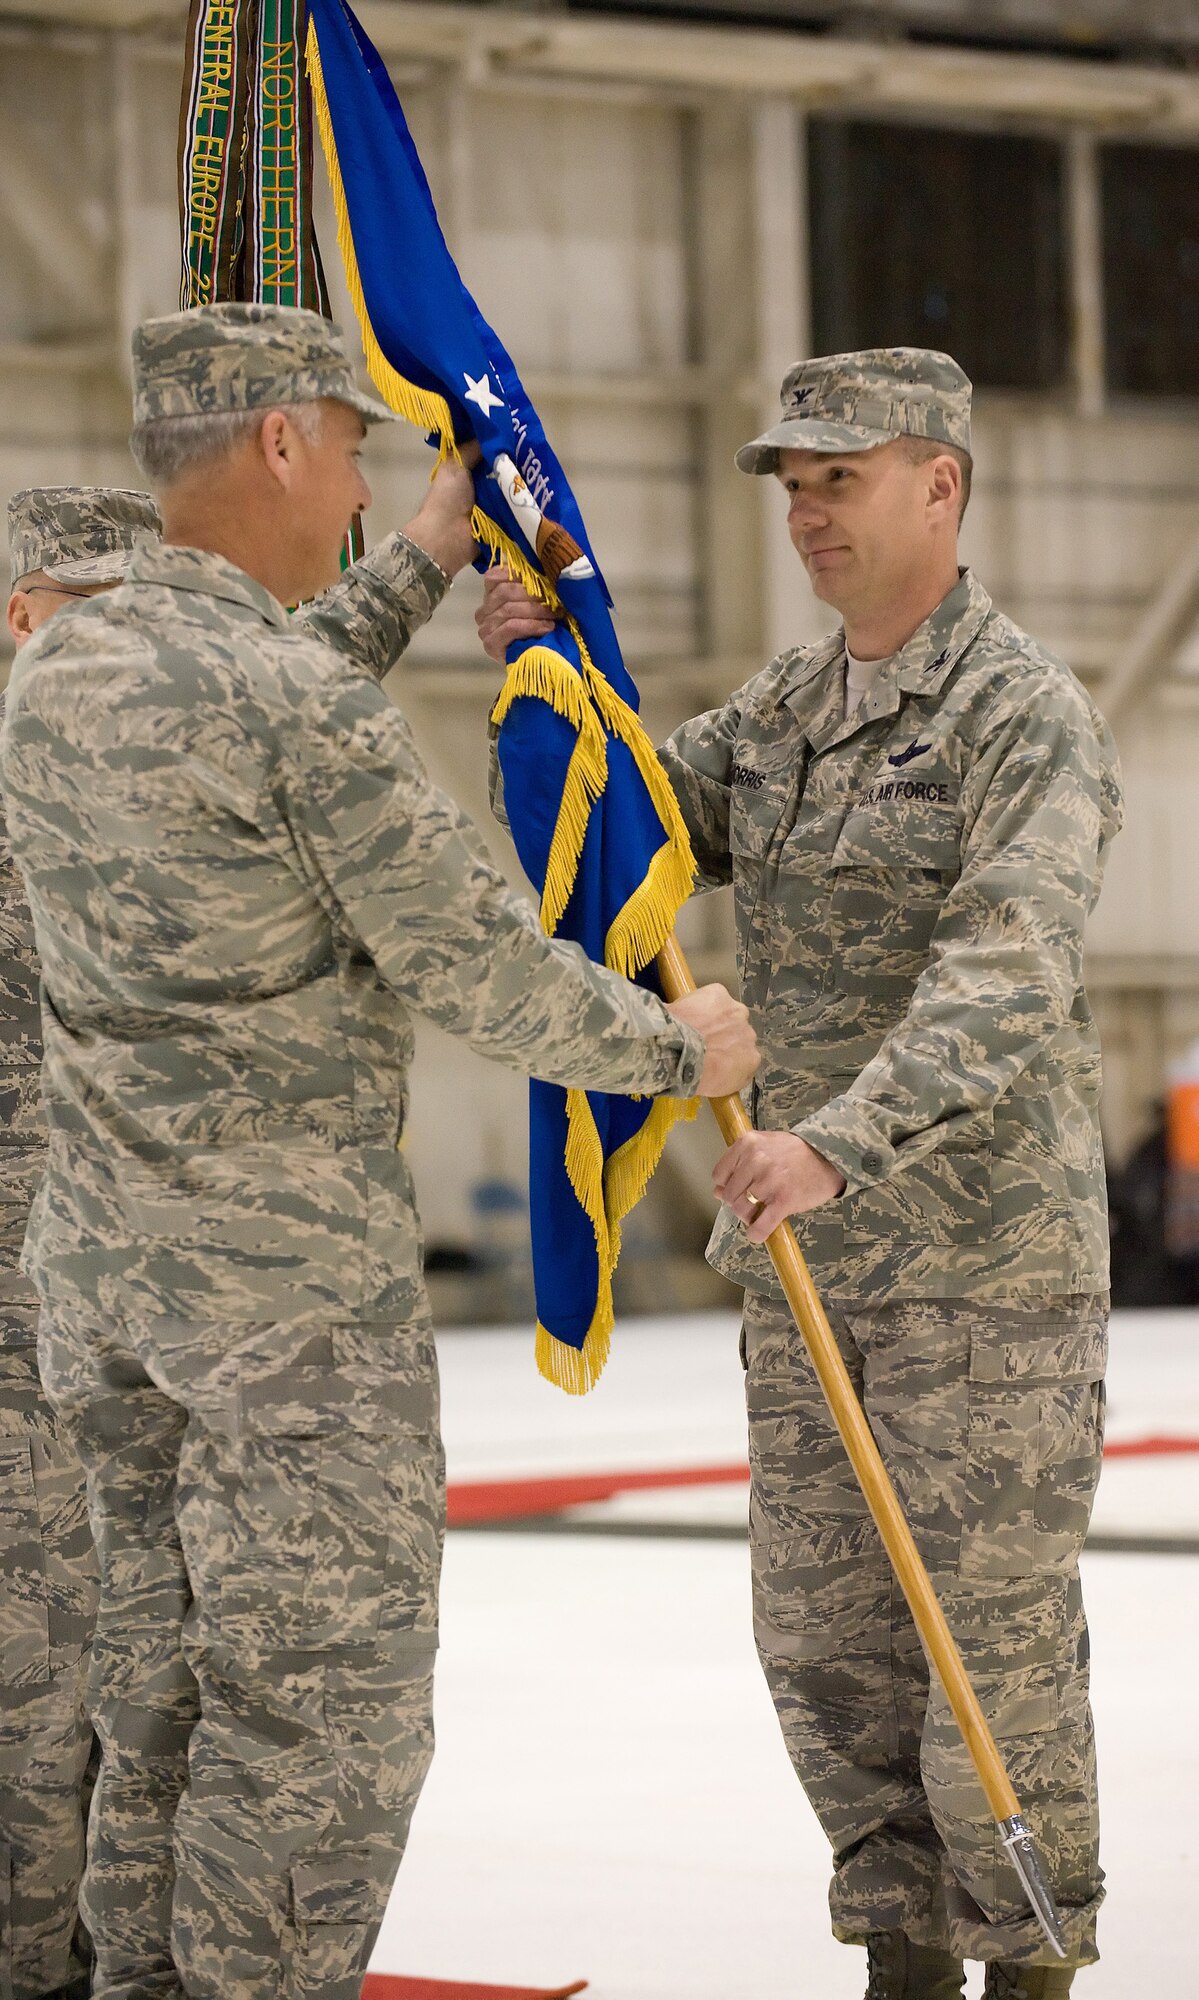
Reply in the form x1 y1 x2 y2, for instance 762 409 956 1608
132 301 395 427
735 347 972 474
7 485 162 587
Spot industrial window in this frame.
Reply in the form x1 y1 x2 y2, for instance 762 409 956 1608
1102 143 1199 398
808 118 1068 392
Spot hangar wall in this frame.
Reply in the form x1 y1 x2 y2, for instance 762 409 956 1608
2 2 1197 1271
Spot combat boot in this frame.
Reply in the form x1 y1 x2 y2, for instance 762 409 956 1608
982 1963 1078 1998
864 1931 965 1999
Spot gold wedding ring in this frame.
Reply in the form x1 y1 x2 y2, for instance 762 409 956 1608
745 1187 766 1220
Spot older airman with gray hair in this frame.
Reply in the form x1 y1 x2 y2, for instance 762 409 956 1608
0 301 757 2000
0 444 579 2000
478 345 1122 2000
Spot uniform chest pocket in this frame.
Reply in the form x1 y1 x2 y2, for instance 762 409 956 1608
828 805 962 991
729 766 801 864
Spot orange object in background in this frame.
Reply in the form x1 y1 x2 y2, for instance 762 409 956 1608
1165 1040 1199 1257
1166 1063 1199 1169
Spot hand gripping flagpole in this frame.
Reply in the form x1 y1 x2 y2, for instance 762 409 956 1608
656 931 1069 1962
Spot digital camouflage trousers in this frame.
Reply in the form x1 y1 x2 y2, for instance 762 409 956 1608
744 1289 1107 1969
0 1304 98 2000
38 1306 446 2000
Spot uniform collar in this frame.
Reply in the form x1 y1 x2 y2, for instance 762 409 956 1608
892 568 992 694
780 568 992 751
126 539 290 630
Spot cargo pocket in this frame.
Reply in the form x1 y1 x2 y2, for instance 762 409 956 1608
936 1575 1067 1742
381 1436 445 1635
959 1311 1108 1583
924 1575 1067 1771
287 1854 382 2000
220 1366 441 1652
27 1429 98 1670
0 1437 51 1685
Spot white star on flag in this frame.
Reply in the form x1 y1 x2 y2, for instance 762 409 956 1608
463 371 505 417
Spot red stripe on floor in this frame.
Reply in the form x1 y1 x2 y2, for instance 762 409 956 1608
446 1437 1199 1524
446 1462 750 1525
1103 1434 1199 1458
362 1979 587 1999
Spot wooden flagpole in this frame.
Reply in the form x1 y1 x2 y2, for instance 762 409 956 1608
656 932 1069 1960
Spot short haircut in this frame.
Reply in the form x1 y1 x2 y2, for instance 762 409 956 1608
900 435 973 522
129 401 325 486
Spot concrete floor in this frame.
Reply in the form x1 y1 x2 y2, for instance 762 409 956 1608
372 1310 1199 1998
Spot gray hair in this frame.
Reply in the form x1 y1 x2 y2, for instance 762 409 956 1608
129 401 325 486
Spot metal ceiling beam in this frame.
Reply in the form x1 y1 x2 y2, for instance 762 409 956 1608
2 1 1199 133
348 5 1199 133
1101 525 1199 728
0 0 178 31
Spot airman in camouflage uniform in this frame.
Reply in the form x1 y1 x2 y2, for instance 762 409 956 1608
0 304 754 2000
0 462 514 2000
478 349 1121 2000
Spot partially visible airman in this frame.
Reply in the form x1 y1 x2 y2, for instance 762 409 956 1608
1 485 161 2000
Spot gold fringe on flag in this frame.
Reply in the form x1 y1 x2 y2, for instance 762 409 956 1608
490 646 608 937
604 1094 699 1261
469 513 564 616
604 835 698 985
533 1086 615 1396
539 1088 696 1397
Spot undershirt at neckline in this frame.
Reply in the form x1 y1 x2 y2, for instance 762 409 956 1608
844 646 894 720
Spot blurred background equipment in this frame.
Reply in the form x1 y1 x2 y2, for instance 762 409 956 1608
3 0 1199 1311
1164 1039 1199 1282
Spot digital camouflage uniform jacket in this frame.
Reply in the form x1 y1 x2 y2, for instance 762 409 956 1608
659 569 1122 1302
1 538 701 1328
0 528 464 2000
0 529 451 1317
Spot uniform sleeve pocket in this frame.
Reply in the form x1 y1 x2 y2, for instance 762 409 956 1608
845 1139 992 1249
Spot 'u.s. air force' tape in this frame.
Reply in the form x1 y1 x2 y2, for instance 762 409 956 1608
857 778 955 807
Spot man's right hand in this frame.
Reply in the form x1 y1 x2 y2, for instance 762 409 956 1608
666 985 759 1099
405 454 480 580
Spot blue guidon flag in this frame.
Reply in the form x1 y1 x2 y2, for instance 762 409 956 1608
306 0 697 1393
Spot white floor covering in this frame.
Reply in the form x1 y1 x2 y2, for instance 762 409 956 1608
371 1310 1199 1998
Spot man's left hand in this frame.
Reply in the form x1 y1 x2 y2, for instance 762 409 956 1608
713 1131 846 1244
475 565 556 659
